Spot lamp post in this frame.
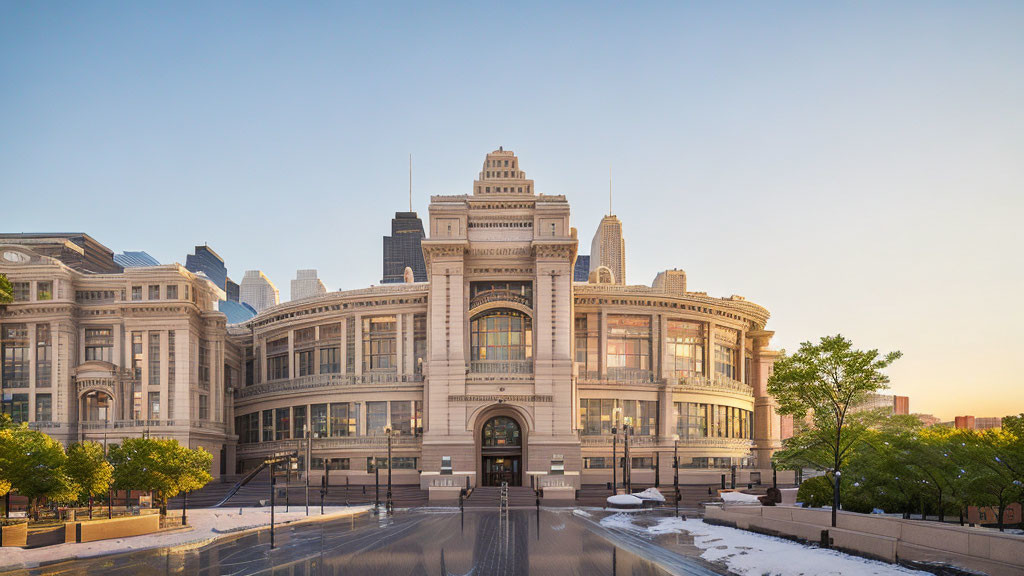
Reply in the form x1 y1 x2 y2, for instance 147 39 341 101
305 426 311 516
623 417 633 494
385 426 395 514
832 470 841 528
611 426 618 495
673 434 680 515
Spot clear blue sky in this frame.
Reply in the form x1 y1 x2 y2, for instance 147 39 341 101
2 2 1022 419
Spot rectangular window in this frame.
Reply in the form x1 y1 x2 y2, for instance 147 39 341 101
367 457 417 472
36 281 52 301
366 401 387 434
311 404 328 438
148 332 160 387
390 401 412 436
574 316 589 371
131 286 142 301
35 324 51 388
414 314 426 374
330 402 357 437
166 285 178 299
262 409 274 441
198 394 209 420
167 331 175 419
319 347 339 374
267 354 288 381
35 393 52 422
362 316 397 371
579 398 617 435
296 349 315 377
148 285 160 300
606 315 651 378
631 457 654 469
149 391 160 419
275 407 290 440
667 320 704 380
621 399 658 436
714 328 739 380
198 340 210 389
345 318 355 373
583 457 612 469
293 405 307 438
1 324 29 388
84 327 113 363
2 393 29 422
11 282 30 302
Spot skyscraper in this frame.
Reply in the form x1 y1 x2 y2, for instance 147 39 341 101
185 245 227 290
381 212 427 283
291 269 327 301
225 277 240 302
240 270 279 312
589 215 626 284
573 255 590 282
113 251 160 268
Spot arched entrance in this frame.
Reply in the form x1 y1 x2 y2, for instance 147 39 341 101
480 415 523 486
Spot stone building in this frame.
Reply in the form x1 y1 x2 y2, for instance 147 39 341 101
1 148 784 486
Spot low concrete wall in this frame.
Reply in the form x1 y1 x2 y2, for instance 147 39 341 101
65 514 162 544
427 486 463 501
541 486 575 501
705 504 1024 575
0 523 27 547
420 472 474 491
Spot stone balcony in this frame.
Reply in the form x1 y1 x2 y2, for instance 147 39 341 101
578 434 753 450
675 374 754 397
468 360 533 375
578 368 661 385
236 372 424 401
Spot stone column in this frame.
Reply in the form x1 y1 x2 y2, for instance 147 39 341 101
395 313 404 375
354 315 363 376
598 309 608 378
339 320 348 375
287 330 295 380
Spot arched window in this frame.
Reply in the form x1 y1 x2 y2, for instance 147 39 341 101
470 310 532 362
482 416 521 447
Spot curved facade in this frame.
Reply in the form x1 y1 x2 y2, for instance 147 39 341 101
228 148 783 488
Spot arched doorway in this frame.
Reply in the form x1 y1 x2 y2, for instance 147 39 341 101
480 415 522 486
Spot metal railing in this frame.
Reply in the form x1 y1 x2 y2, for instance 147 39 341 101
577 434 753 449
578 368 661 384
237 435 422 454
469 360 533 375
677 374 754 396
237 372 423 400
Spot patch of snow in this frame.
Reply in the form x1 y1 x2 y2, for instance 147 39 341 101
647 516 685 535
680 518 929 575
0 505 371 571
607 494 643 506
632 487 665 502
572 509 592 518
720 491 761 504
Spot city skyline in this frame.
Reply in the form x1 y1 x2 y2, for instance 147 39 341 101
2 2 1022 421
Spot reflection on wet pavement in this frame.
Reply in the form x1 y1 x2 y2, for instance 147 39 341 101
6 509 729 576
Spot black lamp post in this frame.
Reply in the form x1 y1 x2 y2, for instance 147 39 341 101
673 434 680 514
832 470 841 527
611 426 618 494
623 418 633 494
385 426 394 514
305 427 311 516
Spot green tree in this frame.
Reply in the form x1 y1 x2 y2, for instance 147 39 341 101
0 426 75 518
65 442 114 517
108 438 212 514
0 274 12 305
769 334 901 525
1002 414 1024 438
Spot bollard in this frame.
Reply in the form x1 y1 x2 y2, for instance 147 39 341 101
820 529 832 548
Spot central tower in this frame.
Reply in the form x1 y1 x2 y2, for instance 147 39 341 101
420 149 580 487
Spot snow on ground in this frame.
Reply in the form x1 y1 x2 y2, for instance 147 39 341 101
0 505 372 571
719 491 761 504
598 513 930 576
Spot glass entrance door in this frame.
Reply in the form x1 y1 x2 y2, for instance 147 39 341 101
482 455 521 487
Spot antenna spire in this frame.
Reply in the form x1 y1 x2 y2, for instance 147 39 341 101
408 153 413 212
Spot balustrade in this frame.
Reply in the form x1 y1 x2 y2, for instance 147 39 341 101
237 372 423 400
469 360 533 375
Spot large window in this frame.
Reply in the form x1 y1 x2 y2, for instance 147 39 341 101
198 340 211 389
574 316 592 372
84 327 113 363
579 398 616 435
267 354 288 381
293 405 306 438
36 281 52 301
275 407 290 440
606 315 651 373
82 391 111 422
35 394 52 422
311 404 328 437
1 324 28 388
482 416 521 447
622 399 658 436
319 347 340 374
262 410 274 441
330 403 357 437
667 320 703 379
131 332 143 379
675 402 752 439
296 349 315 377
470 310 532 362
167 331 175 419
35 324 51 388
390 401 413 436
714 328 739 380
366 401 387 434
413 314 426 374
362 316 396 371
11 283 29 302
236 412 259 444
198 394 209 420
149 391 160 419
580 399 658 436
2 393 28 423
148 332 160 386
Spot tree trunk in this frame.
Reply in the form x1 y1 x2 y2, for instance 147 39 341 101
959 507 964 526
998 502 1005 532
937 489 944 523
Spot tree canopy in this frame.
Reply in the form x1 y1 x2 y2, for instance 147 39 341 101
0 274 12 305
65 441 114 506
108 438 212 513
0 425 76 517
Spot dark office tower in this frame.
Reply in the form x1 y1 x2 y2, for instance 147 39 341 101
573 255 590 282
225 277 240 302
381 212 427 283
114 251 160 268
185 245 227 290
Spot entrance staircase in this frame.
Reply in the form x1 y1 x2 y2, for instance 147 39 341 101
464 485 538 509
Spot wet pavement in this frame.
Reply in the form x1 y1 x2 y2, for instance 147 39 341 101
5 508 730 576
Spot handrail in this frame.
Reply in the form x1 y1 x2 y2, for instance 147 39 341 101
499 481 510 514
212 453 293 508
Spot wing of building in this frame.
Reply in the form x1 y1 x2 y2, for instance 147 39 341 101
0 148 783 487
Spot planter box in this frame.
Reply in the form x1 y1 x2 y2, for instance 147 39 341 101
0 523 27 547
65 514 161 543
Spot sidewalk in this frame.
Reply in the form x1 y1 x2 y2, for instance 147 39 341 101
0 505 372 571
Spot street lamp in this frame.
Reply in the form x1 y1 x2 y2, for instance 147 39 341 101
672 434 680 514
385 426 396 513
610 426 618 494
622 416 633 494
304 425 312 516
